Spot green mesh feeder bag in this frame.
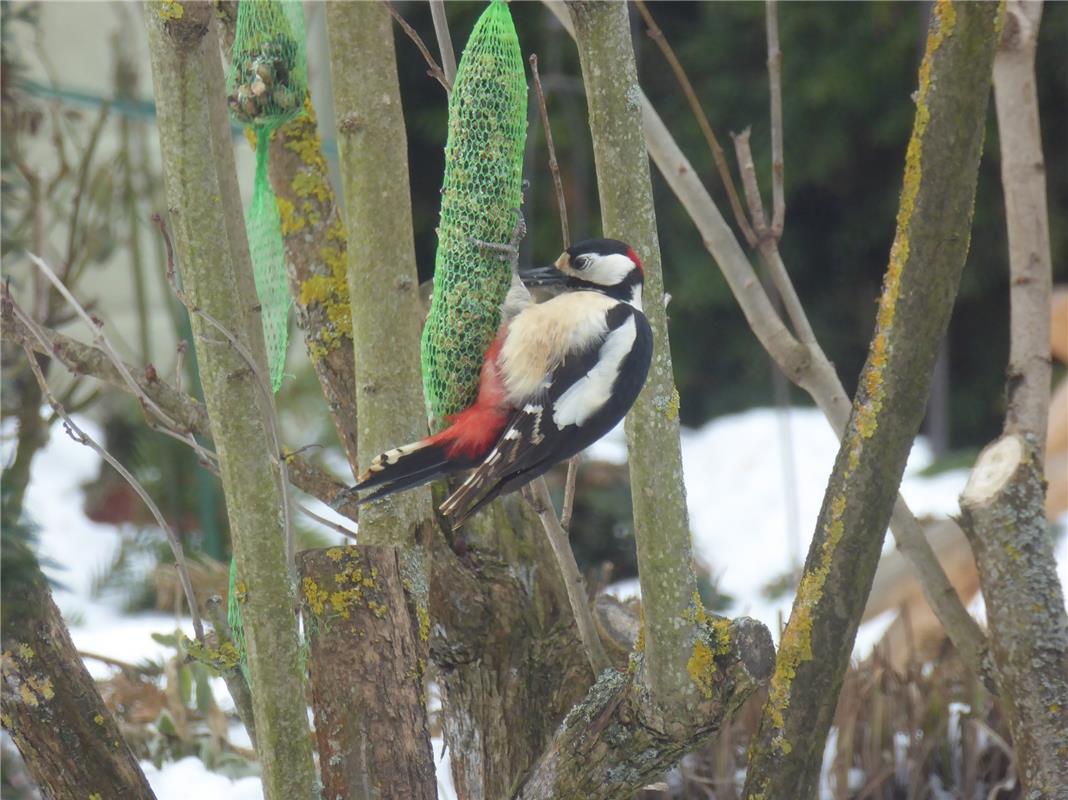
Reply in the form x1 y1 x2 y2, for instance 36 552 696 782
421 0 528 426
227 0 307 391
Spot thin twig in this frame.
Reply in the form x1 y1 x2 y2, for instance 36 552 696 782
429 0 457 90
22 344 204 641
633 0 757 248
731 132 816 347
24 253 219 469
528 478 611 676
528 54 570 248
150 214 297 582
530 51 581 528
64 103 110 284
297 502 358 541
383 1 452 93
79 650 162 676
766 0 785 239
560 458 579 531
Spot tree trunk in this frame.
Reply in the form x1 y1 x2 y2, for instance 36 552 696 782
743 3 1002 796
143 4 316 798
2 554 156 799
568 0 700 721
959 436 1068 797
310 3 437 795
299 547 436 800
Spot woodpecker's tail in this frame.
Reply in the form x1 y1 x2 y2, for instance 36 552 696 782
350 440 455 505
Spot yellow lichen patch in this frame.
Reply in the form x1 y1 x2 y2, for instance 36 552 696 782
687 640 717 700
16 643 33 661
90 793 103 800
689 590 708 625
710 617 732 656
849 0 959 470
0 712 11 729
326 547 346 563
764 494 848 749
186 636 242 672
94 714 105 725
299 215 351 361
17 675 53 707
156 0 184 21
417 603 431 642
302 576 328 617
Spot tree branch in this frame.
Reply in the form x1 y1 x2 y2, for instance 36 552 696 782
547 0 990 682
959 5 1068 793
323 3 437 793
527 479 610 675
20 341 204 641
143 5 316 796
516 616 774 799
766 0 785 239
430 0 457 89
743 4 1002 794
632 0 756 248
993 0 1052 458
568 0 701 716
383 0 451 93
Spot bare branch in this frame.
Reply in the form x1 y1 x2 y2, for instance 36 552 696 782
429 0 457 89
529 50 581 530
527 478 611 676
766 0 785 238
633 0 757 247
731 127 769 234
994 0 1052 456
528 54 570 248
731 132 817 346
297 502 358 541
2 291 357 525
22 343 204 642
383 1 451 93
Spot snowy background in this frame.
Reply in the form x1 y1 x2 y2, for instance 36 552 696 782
6 407 1067 799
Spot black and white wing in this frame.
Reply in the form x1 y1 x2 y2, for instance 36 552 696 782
440 303 652 526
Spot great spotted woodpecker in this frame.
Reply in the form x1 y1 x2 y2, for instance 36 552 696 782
351 239 653 526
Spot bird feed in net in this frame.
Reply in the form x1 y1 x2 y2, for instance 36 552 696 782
420 0 528 426
227 0 306 391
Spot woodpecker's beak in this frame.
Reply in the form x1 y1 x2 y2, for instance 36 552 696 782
518 264 567 287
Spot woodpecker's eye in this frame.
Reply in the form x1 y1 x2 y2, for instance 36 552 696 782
573 255 592 271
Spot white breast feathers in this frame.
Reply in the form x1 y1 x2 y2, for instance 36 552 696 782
499 292 618 403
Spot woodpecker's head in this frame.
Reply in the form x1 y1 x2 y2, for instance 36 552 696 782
521 239 644 306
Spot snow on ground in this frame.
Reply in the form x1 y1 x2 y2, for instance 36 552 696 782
591 407 1068 654
6 407 1067 798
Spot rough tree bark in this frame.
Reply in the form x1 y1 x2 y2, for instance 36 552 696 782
569 0 701 721
299 547 435 800
959 4 1068 795
143 4 316 798
1 544 156 800
960 437 1068 798
743 3 1002 796
306 2 438 796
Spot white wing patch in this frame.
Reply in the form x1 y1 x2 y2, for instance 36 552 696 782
552 316 637 428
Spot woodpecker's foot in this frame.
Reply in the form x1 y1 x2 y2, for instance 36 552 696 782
470 209 526 268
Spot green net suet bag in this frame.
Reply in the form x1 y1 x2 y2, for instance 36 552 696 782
227 0 307 391
420 0 528 425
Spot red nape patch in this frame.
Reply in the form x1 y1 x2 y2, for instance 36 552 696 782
627 247 643 273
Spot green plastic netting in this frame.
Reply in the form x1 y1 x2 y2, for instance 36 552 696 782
227 555 248 682
227 0 306 392
420 0 528 426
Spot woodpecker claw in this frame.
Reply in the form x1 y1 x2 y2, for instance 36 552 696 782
469 209 526 271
